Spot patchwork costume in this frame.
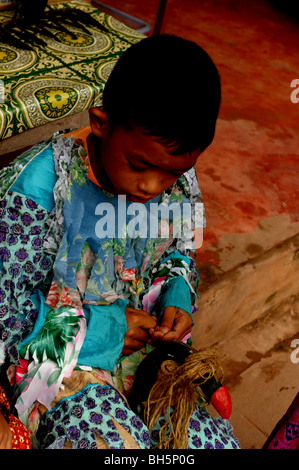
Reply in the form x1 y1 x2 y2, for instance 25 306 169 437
0 128 240 449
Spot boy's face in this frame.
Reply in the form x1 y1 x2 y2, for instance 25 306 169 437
89 108 200 203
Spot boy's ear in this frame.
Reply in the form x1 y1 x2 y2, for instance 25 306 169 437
89 107 110 139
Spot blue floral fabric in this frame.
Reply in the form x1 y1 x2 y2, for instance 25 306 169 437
36 383 151 449
151 407 240 449
36 382 240 449
0 191 55 363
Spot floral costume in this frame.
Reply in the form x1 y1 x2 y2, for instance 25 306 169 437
0 128 240 449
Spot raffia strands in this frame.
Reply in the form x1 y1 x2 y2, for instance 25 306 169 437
144 348 223 449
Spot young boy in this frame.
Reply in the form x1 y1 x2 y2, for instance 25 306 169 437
0 34 239 449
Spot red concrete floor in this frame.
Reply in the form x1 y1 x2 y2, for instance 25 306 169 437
96 0 299 285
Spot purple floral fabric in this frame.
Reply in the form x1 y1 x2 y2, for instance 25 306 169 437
0 191 55 363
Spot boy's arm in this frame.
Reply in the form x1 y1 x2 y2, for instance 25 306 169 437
149 168 203 343
149 251 197 343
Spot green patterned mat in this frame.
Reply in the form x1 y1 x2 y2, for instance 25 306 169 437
0 0 144 140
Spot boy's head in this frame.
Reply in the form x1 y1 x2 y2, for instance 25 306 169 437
89 34 221 201
103 34 221 155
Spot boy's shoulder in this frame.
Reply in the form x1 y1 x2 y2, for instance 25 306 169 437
175 167 203 202
0 127 87 198
0 138 52 200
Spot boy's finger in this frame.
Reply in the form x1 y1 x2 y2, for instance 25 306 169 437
139 315 157 329
151 308 192 342
168 310 192 338
162 325 191 342
125 308 157 330
122 339 144 356
149 306 177 342
122 326 153 355
126 326 150 343
159 306 177 331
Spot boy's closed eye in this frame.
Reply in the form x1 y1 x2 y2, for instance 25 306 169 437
128 155 157 172
128 160 147 172
128 159 193 178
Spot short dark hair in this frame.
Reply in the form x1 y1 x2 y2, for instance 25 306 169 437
103 34 221 155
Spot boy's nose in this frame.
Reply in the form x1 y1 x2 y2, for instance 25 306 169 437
137 174 163 198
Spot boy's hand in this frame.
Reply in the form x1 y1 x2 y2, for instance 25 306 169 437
122 308 157 356
0 412 12 449
149 306 192 343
